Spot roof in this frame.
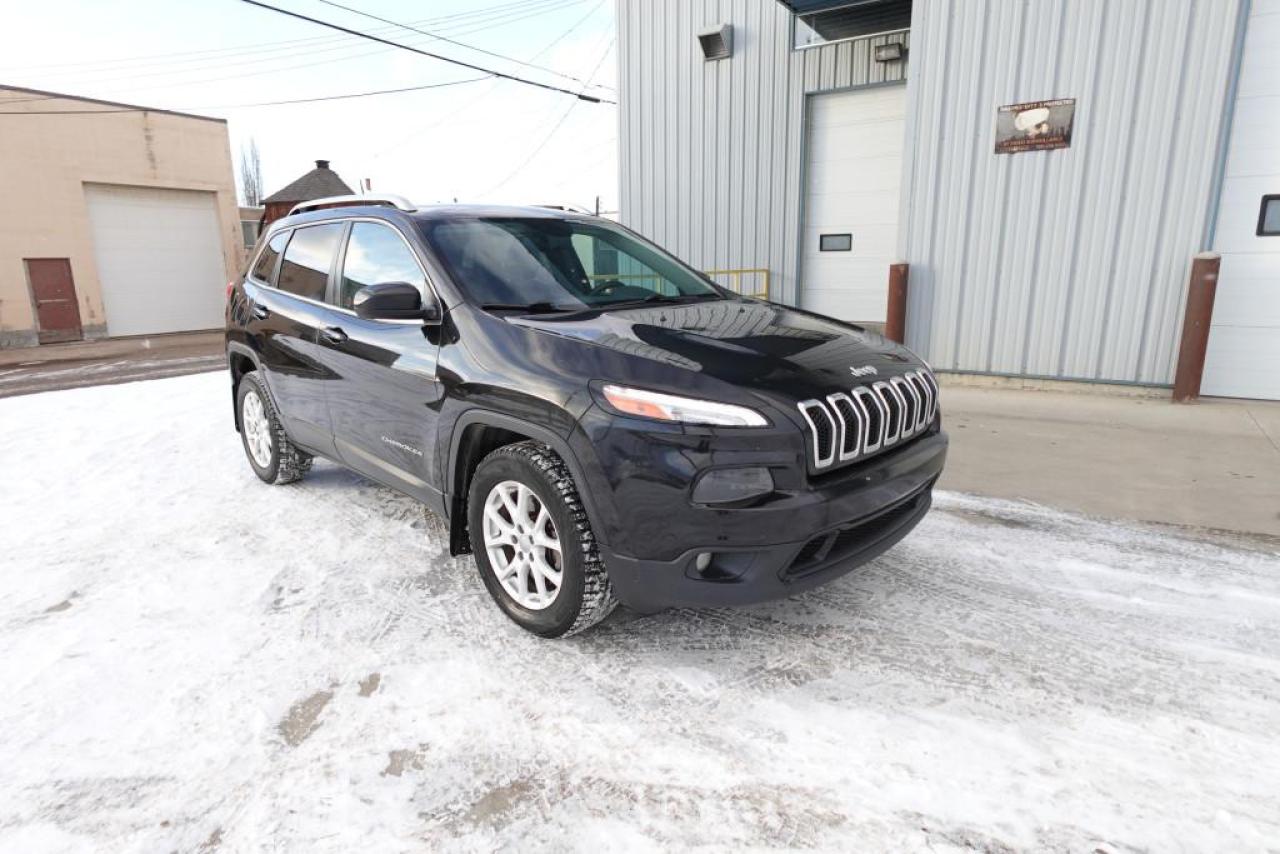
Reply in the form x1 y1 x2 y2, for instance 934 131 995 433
262 160 354 204
0 84 225 123
271 202 606 233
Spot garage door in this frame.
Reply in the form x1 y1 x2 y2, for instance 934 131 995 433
800 84 906 322
1202 4 1280 400
85 184 227 337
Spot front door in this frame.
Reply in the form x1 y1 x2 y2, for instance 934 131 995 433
800 84 907 323
316 220 444 505
25 258 83 344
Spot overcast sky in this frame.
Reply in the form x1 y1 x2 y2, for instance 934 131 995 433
0 0 619 210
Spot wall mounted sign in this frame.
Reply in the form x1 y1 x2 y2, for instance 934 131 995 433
994 98 1075 154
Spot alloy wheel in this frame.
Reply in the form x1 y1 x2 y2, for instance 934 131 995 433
242 388 273 469
482 480 563 610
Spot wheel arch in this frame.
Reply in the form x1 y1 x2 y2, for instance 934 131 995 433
227 343 263 432
445 409 603 558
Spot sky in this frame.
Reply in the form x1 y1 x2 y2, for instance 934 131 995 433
0 0 619 210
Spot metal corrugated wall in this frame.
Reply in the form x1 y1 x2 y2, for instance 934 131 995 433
900 0 1244 383
619 0 1241 385
618 0 908 305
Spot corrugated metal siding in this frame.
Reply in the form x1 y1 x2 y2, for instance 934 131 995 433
618 0 908 305
901 0 1243 383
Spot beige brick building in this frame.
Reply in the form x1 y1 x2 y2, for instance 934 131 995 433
0 85 242 348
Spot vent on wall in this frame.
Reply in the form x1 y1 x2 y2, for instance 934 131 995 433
698 24 733 60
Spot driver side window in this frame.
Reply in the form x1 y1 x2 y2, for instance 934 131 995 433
339 222 428 309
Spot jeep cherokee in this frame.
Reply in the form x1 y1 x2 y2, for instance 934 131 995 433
226 195 948 637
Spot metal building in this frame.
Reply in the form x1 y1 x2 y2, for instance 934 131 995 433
617 0 1280 400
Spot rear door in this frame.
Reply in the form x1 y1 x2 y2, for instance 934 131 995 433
314 220 445 504
244 223 344 456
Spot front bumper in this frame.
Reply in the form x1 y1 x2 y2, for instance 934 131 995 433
567 405 948 612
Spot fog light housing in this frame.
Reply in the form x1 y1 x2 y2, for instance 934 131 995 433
691 466 774 504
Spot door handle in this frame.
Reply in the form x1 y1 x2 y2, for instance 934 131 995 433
320 326 349 344
251 302 270 320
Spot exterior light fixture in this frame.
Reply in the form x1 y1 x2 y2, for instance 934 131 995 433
874 42 905 62
698 24 733 61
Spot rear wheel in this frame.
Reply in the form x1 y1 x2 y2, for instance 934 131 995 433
237 372 312 485
467 442 616 638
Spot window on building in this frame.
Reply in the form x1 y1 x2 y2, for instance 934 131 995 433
338 222 428 309
793 0 912 49
1258 195 1280 237
276 223 343 302
250 231 288 285
820 233 853 251
241 220 260 249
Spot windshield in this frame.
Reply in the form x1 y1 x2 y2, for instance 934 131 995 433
419 217 722 310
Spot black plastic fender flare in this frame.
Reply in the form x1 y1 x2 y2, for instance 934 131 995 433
226 342 267 432
444 408 608 557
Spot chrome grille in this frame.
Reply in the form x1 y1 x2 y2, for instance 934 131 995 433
797 369 938 472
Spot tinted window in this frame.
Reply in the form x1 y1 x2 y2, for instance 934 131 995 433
277 223 343 301
339 222 427 309
250 231 288 284
420 218 720 309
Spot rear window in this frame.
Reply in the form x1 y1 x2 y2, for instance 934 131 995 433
277 223 343 302
250 231 288 285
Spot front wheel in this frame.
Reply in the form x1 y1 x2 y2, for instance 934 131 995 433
467 442 617 638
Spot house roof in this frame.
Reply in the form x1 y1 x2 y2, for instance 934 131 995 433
0 84 225 123
262 160 354 204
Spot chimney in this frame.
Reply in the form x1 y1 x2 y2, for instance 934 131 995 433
315 159 330 170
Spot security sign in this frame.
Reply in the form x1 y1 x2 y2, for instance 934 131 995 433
994 98 1075 154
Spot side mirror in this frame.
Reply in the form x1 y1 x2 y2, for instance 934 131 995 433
352 282 441 324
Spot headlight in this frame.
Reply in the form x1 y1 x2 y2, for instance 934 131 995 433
600 384 768 427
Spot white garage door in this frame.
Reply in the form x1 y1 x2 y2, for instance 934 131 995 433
1203 4 1280 400
800 84 906 322
85 184 227 337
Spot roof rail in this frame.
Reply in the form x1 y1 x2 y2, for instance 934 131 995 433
288 194 417 217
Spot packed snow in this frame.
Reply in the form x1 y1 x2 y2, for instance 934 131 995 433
1 372 1278 852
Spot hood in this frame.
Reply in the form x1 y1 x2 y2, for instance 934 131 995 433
509 298 923 403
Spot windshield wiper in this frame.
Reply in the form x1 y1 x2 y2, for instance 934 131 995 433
479 302 578 314
598 292 722 309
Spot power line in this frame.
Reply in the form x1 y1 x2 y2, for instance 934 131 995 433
367 0 610 161
0 76 492 115
477 36 615 198
237 0 613 104
0 0 589 100
313 0 611 92
0 0 577 76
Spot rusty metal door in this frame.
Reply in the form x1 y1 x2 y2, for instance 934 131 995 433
25 258 83 344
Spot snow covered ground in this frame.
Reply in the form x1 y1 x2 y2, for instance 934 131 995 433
2 373 1279 853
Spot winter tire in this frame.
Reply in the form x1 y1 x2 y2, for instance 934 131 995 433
237 371 312 485
467 441 617 638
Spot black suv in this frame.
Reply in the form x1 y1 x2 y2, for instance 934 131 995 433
226 197 947 637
